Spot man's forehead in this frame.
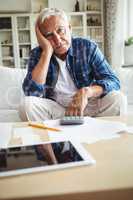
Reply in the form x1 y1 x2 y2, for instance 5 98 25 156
43 15 68 27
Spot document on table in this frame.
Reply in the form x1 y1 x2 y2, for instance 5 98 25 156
0 117 127 148
0 123 12 148
13 127 42 145
0 123 49 148
12 126 49 145
126 126 133 134
45 117 127 144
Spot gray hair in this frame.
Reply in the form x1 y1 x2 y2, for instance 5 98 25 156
38 8 69 24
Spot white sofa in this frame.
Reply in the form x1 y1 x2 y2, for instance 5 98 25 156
0 66 128 122
0 66 26 122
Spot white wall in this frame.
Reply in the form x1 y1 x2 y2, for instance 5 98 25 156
112 0 127 68
0 0 84 13
0 0 31 12
49 0 84 12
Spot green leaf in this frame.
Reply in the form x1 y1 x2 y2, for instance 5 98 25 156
127 37 133 45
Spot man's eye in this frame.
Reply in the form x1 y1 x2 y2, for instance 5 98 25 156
44 27 66 39
45 32 53 38
57 28 65 35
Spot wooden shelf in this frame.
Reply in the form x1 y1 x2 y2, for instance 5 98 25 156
2 56 14 60
19 43 31 45
1 43 13 46
0 0 104 68
0 29 12 32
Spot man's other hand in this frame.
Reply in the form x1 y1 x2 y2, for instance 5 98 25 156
65 88 90 116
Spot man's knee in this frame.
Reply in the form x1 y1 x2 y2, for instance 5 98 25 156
99 90 127 116
19 96 36 121
106 90 127 109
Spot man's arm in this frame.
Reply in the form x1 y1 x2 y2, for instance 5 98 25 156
65 42 120 116
23 21 53 96
31 24 53 84
90 45 120 95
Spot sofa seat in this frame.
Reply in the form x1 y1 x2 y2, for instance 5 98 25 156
0 109 21 122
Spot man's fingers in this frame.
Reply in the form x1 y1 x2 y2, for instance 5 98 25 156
77 107 83 116
65 106 81 116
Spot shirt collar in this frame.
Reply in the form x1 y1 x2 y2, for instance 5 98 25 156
68 37 74 57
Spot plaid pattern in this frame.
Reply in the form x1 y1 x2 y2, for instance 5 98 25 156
23 37 120 98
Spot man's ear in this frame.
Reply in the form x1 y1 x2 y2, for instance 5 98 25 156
38 21 44 35
69 24 72 32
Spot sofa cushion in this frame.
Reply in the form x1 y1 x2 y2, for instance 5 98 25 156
116 67 133 104
0 66 26 110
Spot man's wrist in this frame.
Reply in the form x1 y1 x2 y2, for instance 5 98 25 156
82 86 103 99
41 49 52 58
80 87 93 99
84 87 93 98
87 85 103 98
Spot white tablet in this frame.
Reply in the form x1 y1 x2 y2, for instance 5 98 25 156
0 141 95 177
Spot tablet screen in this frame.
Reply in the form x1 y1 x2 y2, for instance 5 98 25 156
0 141 94 177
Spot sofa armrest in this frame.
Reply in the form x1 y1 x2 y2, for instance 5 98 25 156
0 66 26 110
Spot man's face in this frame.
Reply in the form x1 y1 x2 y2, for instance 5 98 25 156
40 15 71 57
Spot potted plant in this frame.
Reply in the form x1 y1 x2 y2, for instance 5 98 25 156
124 36 133 65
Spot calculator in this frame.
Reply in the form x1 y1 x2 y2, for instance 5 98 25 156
60 116 84 125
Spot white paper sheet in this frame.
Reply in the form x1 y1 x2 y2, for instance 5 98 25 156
126 126 133 134
0 117 127 148
45 117 126 143
13 127 42 145
0 123 12 148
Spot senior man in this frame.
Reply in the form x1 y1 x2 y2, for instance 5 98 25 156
19 8 122 121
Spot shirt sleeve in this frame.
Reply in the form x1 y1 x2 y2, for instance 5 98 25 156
22 48 47 97
90 44 120 95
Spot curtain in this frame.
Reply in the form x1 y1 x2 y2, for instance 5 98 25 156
104 0 127 68
104 0 119 65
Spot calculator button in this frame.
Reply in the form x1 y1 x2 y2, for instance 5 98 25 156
60 116 84 125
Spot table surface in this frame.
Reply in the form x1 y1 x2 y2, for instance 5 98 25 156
0 115 133 200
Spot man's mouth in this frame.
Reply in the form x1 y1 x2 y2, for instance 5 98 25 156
55 44 65 50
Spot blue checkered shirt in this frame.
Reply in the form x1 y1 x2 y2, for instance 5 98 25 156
23 37 120 98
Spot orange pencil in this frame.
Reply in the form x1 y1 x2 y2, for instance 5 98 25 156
28 122 61 132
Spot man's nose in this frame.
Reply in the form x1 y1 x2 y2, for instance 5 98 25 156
52 31 61 45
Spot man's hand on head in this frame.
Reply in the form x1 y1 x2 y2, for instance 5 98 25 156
35 19 53 56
